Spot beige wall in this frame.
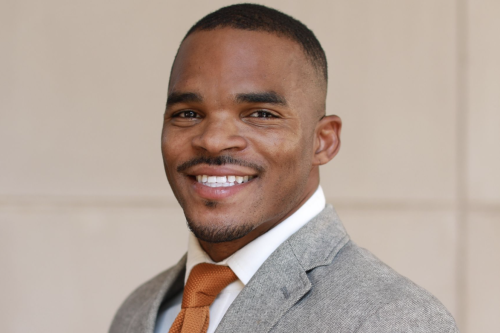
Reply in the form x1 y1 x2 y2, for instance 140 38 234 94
1 1 498 332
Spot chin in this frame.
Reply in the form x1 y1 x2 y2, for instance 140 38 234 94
185 215 255 243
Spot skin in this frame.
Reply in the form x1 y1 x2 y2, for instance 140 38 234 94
162 28 341 262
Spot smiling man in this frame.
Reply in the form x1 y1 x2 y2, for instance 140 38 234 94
110 4 458 333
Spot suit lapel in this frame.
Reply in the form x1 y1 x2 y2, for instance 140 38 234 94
215 205 349 333
287 205 349 272
215 241 311 333
126 255 186 333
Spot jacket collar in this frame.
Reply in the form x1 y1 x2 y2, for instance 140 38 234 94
215 205 349 333
288 204 350 271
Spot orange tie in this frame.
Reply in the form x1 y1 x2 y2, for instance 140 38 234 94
169 263 237 333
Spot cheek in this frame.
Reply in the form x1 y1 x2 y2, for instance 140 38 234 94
161 131 186 179
270 133 315 187
161 138 174 169
162 126 190 155
257 133 310 181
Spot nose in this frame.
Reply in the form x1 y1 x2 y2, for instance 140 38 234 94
192 113 247 154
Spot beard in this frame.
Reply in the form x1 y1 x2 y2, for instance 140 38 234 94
185 216 256 243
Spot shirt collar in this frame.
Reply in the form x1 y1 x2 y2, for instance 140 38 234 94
185 185 326 285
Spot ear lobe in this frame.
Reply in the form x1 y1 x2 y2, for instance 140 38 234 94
313 115 342 166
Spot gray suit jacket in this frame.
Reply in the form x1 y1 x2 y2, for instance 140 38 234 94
110 205 459 332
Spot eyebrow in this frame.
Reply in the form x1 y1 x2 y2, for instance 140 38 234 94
166 91 287 107
235 91 287 106
166 92 203 107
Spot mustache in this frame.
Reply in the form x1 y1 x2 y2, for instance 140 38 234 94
176 155 264 173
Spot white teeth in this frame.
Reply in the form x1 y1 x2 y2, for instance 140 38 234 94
195 174 253 187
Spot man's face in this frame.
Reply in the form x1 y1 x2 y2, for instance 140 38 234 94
162 28 325 244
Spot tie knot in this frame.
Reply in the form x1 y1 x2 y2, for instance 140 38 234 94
182 263 237 308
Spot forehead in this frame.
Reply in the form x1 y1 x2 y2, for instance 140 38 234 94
169 28 316 99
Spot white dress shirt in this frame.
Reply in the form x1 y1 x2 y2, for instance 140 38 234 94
154 186 326 333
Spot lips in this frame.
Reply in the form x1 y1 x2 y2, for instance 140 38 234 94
182 164 259 200
195 175 254 187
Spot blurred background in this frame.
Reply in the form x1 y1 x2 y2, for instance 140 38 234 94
1 0 499 332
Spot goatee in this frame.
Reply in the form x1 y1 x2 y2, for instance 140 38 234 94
186 217 255 243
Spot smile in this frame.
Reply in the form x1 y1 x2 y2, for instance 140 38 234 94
195 175 255 187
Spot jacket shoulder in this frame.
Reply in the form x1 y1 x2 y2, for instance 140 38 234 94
276 241 458 332
348 243 459 332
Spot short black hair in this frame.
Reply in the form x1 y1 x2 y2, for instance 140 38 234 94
183 3 328 83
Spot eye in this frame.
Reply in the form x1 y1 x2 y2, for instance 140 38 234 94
173 110 200 118
248 110 278 118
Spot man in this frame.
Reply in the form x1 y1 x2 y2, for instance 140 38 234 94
110 4 458 333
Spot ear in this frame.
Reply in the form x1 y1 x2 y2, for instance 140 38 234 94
312 115 342 166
